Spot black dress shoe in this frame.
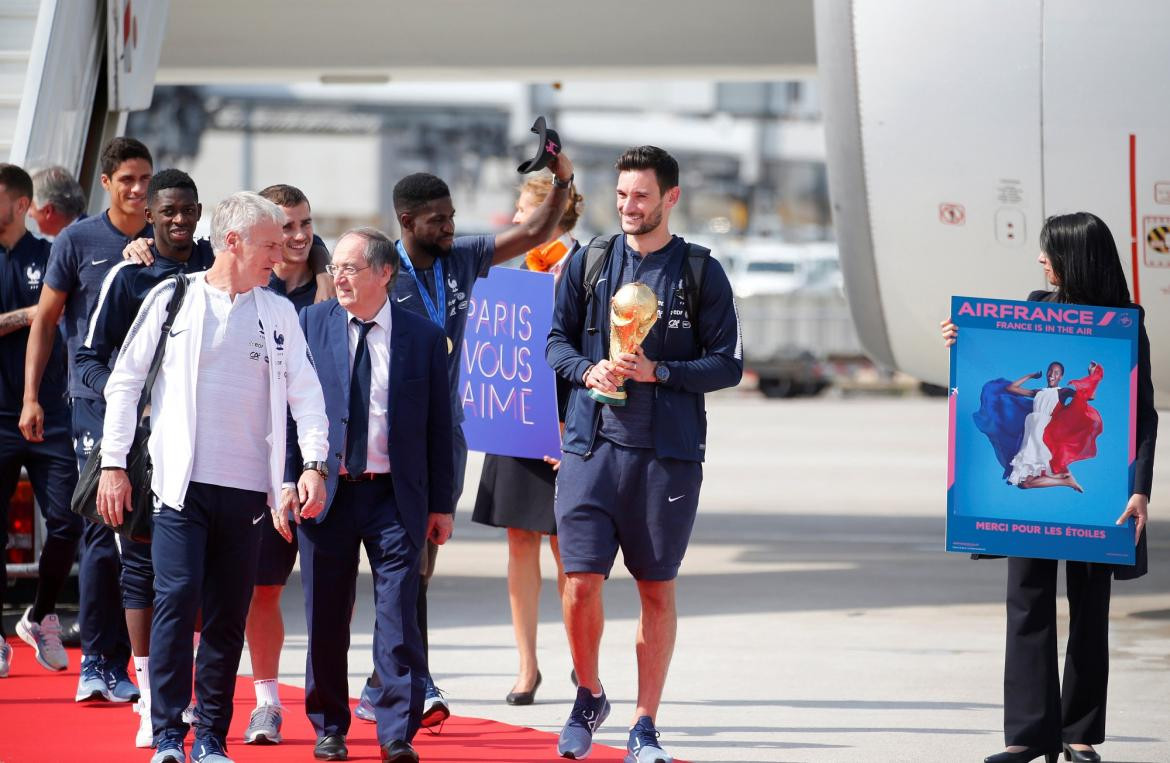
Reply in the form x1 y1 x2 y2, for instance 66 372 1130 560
506 670 542 705
984 749 1059 763
381 740 419 762
314 734 348 761
1062 744 1101 763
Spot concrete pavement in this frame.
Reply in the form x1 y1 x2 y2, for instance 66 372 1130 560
252 394 1170 762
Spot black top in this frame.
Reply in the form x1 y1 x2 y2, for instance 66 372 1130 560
0 232 68 419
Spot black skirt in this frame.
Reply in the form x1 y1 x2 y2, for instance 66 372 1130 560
472 454 557 535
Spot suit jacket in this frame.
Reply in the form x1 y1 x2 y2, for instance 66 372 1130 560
287 298 454 547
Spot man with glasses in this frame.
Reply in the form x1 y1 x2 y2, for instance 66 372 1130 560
291 227 453 762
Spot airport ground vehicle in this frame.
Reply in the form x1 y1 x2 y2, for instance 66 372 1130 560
727 240 863 397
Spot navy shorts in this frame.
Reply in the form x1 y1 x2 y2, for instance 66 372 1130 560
554 438 702 581
255 519 298 586
119 537 155 609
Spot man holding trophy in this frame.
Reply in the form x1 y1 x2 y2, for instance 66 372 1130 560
546 146 742 762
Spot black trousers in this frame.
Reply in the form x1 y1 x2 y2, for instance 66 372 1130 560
1004 557 1112 747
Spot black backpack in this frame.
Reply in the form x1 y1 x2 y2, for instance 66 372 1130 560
581 234 710 334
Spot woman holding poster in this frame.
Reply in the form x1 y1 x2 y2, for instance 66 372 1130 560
472 173 583 705
942 212 1158 763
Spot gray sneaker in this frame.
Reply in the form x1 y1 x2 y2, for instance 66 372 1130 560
243 704 283 744
16 608 68 671
557 686 611 759
0 637 11 677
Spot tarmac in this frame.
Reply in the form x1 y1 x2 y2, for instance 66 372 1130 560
177 393 1170 761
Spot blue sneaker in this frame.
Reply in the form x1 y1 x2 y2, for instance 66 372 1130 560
104 659 140 702
558 686 610 759
420 676 449 731
191 735 233 762
150 733 186 763
75 655 111 702
354 681 376 722
624 716 673 763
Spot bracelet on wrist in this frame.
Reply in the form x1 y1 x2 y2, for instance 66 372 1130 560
553 173 574 190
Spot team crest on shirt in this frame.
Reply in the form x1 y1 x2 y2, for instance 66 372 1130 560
25 264 42 289
273 330 285 351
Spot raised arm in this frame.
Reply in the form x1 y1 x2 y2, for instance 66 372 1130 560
491 154 574 264
1006 372 1041 397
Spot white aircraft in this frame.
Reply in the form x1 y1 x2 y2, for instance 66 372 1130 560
815 0 1170 407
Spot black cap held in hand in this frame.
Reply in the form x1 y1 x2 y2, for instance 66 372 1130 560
517 116 562 174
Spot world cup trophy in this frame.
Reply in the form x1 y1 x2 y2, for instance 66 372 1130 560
588 282 658 406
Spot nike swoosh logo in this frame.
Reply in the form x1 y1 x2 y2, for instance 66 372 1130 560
668 494 685 503
169 328 187 336
396 295 412 302
595 278 607 286
252 514 264 525
91 258 109 266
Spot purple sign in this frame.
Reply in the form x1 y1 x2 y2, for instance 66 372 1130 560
458 268 561 459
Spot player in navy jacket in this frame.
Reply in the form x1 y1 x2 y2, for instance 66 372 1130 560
544 146 741 763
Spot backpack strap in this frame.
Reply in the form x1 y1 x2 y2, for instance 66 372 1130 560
681 243 710 348
582 234 619 305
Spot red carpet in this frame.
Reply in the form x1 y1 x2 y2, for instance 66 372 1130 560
0 643 631 762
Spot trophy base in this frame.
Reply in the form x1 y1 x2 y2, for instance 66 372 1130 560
589 387 627 406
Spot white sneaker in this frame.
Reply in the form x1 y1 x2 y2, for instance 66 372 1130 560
136 699 154 748
16 609 68 671
0 637 11 677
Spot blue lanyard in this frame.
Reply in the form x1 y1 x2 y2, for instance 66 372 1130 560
396 240 446 330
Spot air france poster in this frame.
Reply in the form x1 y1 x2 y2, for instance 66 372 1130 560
946 296 1138 565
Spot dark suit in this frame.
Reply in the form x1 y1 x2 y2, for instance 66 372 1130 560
1003 292 1158 748
288 298 453 745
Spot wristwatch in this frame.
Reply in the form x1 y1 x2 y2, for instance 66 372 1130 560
303 461 328 479
654 361 670 384
552 173 574 189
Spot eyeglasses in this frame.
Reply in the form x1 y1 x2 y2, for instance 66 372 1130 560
325 263 372 277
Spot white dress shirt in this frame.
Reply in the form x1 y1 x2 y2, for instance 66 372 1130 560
342 298 392 474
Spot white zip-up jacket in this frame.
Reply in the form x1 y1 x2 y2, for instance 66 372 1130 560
101 272 328 509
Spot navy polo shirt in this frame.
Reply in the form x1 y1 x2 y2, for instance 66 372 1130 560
44 210 151 401
267 271 317 314
75 242 216 397
598 235 685 449
0 231 68 420
390 235 494 425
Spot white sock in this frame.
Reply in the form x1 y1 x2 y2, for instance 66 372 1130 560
254 678 281 707
133 656 150 706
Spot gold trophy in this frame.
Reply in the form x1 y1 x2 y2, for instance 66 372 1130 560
589 282 658 406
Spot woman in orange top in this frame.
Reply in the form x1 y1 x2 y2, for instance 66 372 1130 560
472 172 583 705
